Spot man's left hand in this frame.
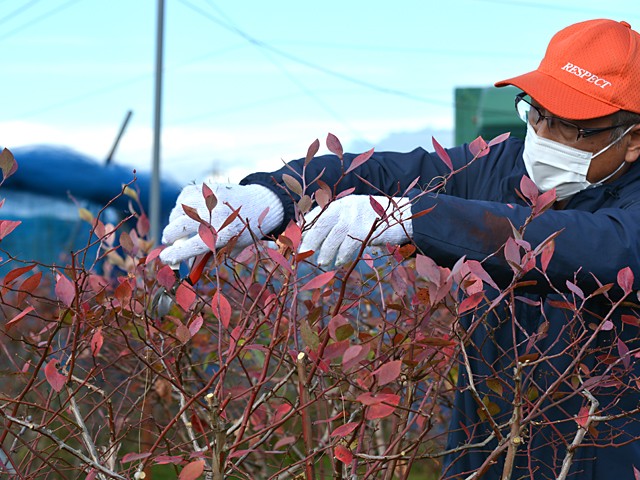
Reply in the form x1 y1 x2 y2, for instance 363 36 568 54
300 195 413 266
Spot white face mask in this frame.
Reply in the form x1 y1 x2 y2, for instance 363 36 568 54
522 122 635 201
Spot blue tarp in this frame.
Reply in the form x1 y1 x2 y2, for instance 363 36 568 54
0 145 183 268
5 145 182 225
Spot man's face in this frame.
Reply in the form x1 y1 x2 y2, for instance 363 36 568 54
530 97 634 183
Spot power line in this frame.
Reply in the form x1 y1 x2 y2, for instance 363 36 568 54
0 0 85 43
196 0 371 142
10 44 247 120
469 0 640 19
258 39 535 60
0 0 44 25
177 0 451 109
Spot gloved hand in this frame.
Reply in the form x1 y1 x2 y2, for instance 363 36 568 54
300 195 413 267
160 183 284 265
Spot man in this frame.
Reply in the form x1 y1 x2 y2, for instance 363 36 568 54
161 19 640 478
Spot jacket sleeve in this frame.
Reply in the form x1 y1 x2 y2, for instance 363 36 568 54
240 142 479 231
409 190 640 293
241 140 640 293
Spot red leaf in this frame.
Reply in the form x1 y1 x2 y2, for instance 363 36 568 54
115 280 133 306
212 291 232 328
618 338 630 369
273 403 293 424
55 274 75 307
369 196 386 220
198 223 217 252
621 315 640 327
300 270 335 291
282 174 303 196
179 459 205 480
331 422 359 438
154 455 184 465
17 272 42 305
342 345 363 367
121 452 152 464
468 136 489 158
137 213 150 237
373 360 401 386
466 259 499 291
145 247 163 264
315 188 331 208
575 406 590 428
634 465 640 480
181 204 204 224
0 148 18 181
157 265 177 290
357 392 399 405
346 148 374 174
219 207 241 231
415 254 442 285
3 264 36 286
601 320 614 331
266 247 293 274
432 137 452 171
488 132 510 147
520 175 539 203
357 392 401 420
44 360 67 392
363 253 374 269
504 237 520 270
176 283 196 311
91 328 104 356
366 402 398 420
617 266 634 295
283 222 302 250
335 186 355 200
202 183 217 213
459 291 484 314
334 445 353 464
540 240 555 273
6 306 35 331
175 321 191 343
188 315 204 337
534 188 556 215
566 280 585 300
119 231 134 254
322 339 349 361
326 133 343 158
305 138 320 166
227 449 258 459
0 220 21 240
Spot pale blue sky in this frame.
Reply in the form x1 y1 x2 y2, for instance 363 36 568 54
1 0 638 184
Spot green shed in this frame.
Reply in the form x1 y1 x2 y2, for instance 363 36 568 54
454 85 526 145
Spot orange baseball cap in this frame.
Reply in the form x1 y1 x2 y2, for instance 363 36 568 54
495 19 640 120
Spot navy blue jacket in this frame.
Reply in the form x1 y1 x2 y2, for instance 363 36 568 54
243 137 640 479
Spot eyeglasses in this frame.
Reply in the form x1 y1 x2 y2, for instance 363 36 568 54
514 92 625 142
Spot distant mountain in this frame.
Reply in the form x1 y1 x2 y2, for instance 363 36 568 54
348 127 454 154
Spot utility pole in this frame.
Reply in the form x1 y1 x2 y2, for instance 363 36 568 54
150 0 165 244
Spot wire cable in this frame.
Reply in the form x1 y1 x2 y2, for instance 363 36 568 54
0 0 85 43
0 0 44 25
197 0 371 142
177 0 451 108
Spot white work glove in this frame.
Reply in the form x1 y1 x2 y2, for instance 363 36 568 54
300 195 413 267
160 183 284 265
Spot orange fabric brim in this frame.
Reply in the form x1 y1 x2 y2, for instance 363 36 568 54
495 70 620 120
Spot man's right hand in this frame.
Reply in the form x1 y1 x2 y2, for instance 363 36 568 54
159 183 284 265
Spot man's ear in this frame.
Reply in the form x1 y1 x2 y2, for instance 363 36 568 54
624 124 640 163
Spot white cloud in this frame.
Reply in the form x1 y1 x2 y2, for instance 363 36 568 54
1 113 453 187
